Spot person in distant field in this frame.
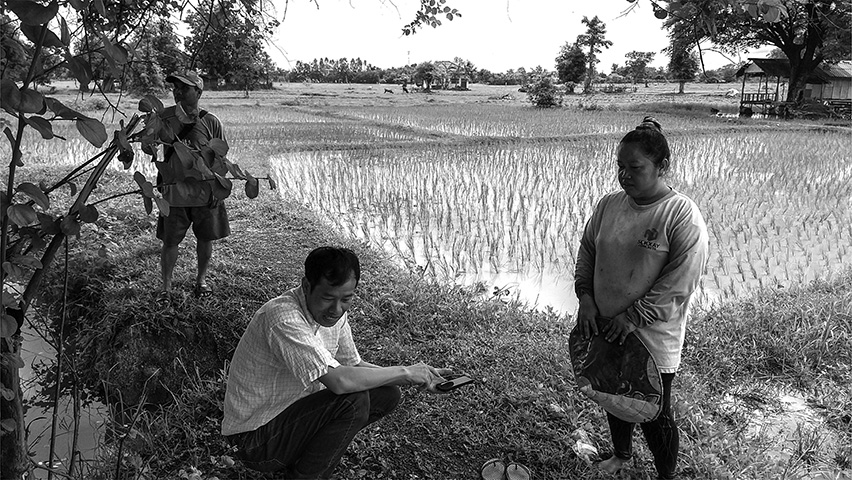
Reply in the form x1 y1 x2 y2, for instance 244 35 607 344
401 81 409 93
222 246 452 479
573 116 709 479
157 70 230 299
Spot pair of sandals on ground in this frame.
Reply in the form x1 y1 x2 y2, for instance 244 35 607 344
480 458 531 480
155 282 213 306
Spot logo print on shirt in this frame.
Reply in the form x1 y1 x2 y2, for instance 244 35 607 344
638 227 661 250
644 228 658 241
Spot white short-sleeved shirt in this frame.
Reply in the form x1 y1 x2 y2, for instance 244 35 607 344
221 286 362 436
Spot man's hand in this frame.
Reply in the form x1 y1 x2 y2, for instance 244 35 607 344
577 293 600 339
602 313 637 345
406 363 453 393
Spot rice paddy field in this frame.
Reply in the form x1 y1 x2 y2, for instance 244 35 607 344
259 86 852 315
4 81 851 479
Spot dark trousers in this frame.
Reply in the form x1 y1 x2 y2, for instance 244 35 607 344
607 372 678 479
227 386 401 479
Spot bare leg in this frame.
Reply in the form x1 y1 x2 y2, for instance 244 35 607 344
161 244 179 292
196 239 213 287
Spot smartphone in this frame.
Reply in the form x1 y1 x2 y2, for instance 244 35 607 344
436 375 475 392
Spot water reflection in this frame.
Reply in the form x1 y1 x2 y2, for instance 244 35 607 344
20 327 104 479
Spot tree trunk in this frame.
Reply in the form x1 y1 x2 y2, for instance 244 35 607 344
678 81 685 94
1 335 28 480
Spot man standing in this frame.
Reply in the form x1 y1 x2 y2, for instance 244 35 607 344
157 70 230 298
223 247 450 479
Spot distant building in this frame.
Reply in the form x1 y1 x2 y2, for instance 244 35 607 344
735 58 852 115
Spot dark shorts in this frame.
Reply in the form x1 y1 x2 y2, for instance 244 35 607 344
156 203 230 247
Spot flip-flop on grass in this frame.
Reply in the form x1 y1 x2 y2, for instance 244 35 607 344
480 458 506 480
506 462 531 480
194 283 213 298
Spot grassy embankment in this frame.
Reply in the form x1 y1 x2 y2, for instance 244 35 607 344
20 83 852 479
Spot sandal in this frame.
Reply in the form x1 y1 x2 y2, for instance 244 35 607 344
506 462 531 480
194 283 213 298
155 290 172 307
480 458 506 480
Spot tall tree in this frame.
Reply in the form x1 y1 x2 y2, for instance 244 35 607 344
414 61 436 90
662 0 852 102
555 41 587 90
576 16 612 93
624 51 656 86
125 17 183 95
185 0 278 93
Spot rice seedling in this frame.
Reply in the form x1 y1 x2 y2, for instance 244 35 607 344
272 128 851 312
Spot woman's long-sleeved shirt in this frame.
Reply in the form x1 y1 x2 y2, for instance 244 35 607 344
575 188 709 372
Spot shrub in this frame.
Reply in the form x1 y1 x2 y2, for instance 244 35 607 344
526 76 562 108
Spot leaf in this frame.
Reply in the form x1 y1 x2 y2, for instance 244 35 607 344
1 315 18 338
11 254 42 269
172 142 197 170
3 262 24 279
1 352 24 369
143 195 153 215
60 16 70 46
25 116 54 139
45 97 79 119
76 116 107 147
17 88 45 114
212 174 232 200
93 0 107 17
78 204 98 223
20 24 64 49
65 55 92 88
7 204 38 226
762 5 781 23
38 212 60 235
101 37 128 66
0 418 16 432
139 95 164 114
60 215 80 237
134 172 155 197
245 175 259 199
1 79 22 114
208 138 229 157
224 159 246 180
0 386 15 401
17 182 50 210
2 291 18 308
154 197 170 217
68 181 77 196
6 0 59 25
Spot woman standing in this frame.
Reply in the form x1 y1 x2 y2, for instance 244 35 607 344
574 117 709 478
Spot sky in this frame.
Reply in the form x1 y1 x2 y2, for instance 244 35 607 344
264 0 771 73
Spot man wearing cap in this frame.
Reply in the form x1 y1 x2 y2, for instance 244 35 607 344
158 70 230 299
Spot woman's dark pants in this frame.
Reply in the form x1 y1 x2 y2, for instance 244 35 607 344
227 385 401 479
607 373 678 479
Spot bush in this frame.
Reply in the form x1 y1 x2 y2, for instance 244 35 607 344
526 76 562 108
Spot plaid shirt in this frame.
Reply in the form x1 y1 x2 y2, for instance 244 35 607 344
221 286 362 436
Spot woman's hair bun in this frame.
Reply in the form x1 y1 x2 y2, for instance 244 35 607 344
637 116 663 132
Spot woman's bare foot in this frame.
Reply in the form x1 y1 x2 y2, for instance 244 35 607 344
598 455 630 474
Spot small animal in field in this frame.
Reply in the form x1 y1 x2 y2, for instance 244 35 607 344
384 88 394 94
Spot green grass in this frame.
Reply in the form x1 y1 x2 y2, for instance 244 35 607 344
13 84 852 479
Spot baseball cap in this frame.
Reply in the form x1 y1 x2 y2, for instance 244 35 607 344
166 70 203 90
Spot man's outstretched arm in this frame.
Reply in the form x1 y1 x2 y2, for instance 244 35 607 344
318 362 449 394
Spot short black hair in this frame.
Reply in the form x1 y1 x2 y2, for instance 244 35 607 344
304 247 360 288
619 116 671 171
